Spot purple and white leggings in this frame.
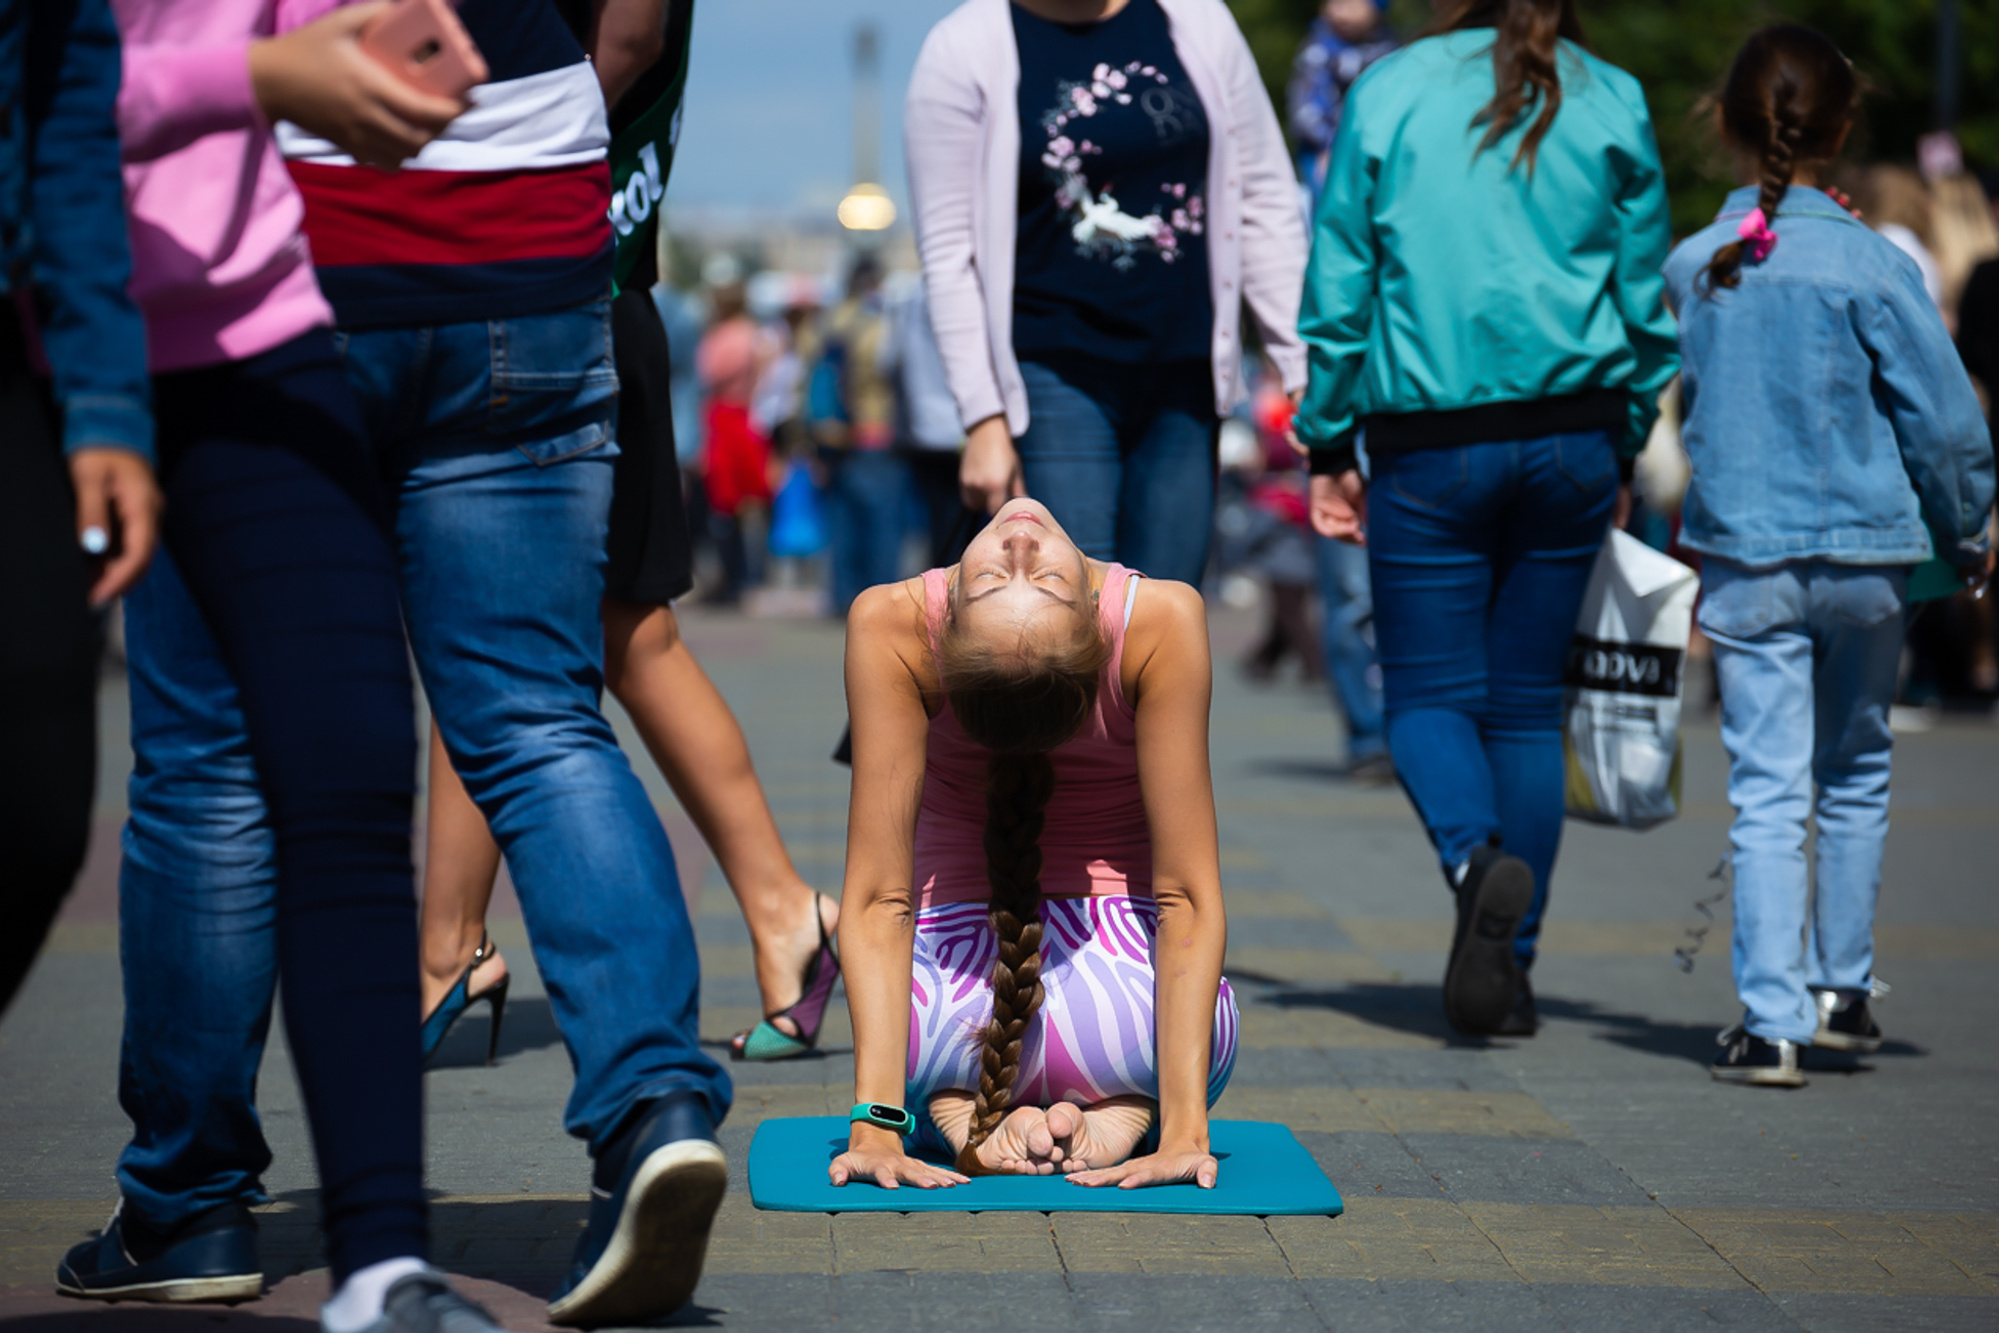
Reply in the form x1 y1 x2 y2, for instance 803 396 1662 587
906 895 1239 1150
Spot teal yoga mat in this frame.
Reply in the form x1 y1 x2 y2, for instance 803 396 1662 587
747 1117 1343 1216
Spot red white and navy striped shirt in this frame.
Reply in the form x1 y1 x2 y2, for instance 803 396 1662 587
279 0 613 329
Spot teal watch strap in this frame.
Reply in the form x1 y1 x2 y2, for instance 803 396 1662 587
850 1102 917 1136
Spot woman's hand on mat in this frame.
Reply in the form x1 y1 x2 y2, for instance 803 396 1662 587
1067 1144 1219 1190
249 3 467 170
829 1142 969 1190
959 415 1023 515
1309 472 1367 546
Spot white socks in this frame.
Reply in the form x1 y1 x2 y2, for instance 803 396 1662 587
322 1256 430 1333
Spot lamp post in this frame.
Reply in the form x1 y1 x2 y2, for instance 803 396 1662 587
838 24 896 234
1936 0 1961 133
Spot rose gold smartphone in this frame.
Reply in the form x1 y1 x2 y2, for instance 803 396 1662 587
360 0 489 99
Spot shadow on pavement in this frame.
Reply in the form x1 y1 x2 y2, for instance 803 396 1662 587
1255 982 1476 1045
1241 757 1398 788
426 997 563 1069
0 1310 318 1332
254 1191 588 1304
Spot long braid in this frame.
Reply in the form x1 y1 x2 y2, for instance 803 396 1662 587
953 751 1056 1173
1703 26 1858 293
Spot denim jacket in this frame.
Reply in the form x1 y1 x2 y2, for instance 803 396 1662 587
0 0 152 459
1664 186 1993 567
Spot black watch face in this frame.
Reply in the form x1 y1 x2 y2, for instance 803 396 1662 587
869 1104 903 1121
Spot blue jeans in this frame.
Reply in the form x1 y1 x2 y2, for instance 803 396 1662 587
826 445 910 614
1015 354 1218 586
120 304 729 1230
1368 433 1618 964
1700 559 1905 1043
1314 534 1385 761
118 332 423 1281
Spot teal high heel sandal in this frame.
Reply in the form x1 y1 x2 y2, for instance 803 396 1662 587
420 934 510 1066
732 897 840 1062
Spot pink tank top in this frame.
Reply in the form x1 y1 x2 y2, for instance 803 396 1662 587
913 563 1150 909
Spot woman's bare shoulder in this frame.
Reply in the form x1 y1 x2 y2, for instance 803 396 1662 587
848 577 940 688
1129 578 1206 636
1123 578 1209 687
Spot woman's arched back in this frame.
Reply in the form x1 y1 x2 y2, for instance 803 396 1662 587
913 563 1151 908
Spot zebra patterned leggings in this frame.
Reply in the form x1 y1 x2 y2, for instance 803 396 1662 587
905 895 1239 1151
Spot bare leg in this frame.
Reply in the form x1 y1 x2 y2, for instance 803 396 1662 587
600 599 832 1040
927 1092 1063 1175
418 719 510 1018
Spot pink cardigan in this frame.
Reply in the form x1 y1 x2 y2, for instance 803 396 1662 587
113 0 333 372
904 0 1307 436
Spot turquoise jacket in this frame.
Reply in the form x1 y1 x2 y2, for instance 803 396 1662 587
1296 31 1677 463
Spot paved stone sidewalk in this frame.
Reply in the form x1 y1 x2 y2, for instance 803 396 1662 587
3 606 1996 1331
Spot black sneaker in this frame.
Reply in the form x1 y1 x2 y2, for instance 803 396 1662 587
55 1200 262 1304
1811 985 1885 1055
1711 1024 1806 1087
1494 972 1539 1037
1442 846 1535 1036
545 1091 727 1328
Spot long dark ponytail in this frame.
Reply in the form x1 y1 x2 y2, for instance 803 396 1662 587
1434 0 1587 173
936 582 1112 1173
1701 26 1859 292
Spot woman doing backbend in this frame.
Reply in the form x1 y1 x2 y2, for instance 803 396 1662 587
831 498 1235 1187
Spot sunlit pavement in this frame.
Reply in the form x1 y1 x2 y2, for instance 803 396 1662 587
5 604 1997 1331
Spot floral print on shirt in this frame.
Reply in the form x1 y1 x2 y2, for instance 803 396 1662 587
1036 61 1205 270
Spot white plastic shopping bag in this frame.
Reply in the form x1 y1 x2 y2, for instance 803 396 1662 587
1563 528 1700 829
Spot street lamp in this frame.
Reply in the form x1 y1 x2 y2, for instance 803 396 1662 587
839 24 896 233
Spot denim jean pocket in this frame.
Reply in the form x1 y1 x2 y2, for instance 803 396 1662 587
1825 567 1906 629
1697 563 1788 641
1384 448 1469 513
486 300 620 466
1552 430 1616 497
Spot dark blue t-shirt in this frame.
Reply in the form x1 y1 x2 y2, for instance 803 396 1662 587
1011 0 1213 365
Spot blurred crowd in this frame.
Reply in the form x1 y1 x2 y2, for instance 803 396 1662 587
662 0 1999 732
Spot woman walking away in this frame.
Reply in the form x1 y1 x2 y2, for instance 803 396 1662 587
1298 0 1678 1037
1664 27 1994 1088
830 499 1234 1188
906 0 1307 586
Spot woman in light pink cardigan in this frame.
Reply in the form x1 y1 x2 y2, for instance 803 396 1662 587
906 0 1306 585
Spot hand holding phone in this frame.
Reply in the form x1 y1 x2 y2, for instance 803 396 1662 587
249 2 471 170
360 0 489 101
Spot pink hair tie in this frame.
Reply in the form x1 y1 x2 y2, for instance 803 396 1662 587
1737 207 1777 262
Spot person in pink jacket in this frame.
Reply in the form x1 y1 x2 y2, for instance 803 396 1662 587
51 7 512 1333
905 0 1307 587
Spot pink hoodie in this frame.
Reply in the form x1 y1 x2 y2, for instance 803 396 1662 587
113 0 332 372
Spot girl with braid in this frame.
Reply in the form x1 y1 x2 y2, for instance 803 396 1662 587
830 498 1237 1187
1663 26 1992 1087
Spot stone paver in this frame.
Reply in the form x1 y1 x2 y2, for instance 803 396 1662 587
3 604 1997 1330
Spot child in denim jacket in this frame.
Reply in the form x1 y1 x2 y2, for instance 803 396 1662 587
1662 26 1995 1087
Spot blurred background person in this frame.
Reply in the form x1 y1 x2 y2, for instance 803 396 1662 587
1232 373 1324 685
881 273 972 566
1286 0 1398 205
1288 0 1396 778
697 268 775 605
906 0 1307 587
813 254 906 615
1859 165 1945 312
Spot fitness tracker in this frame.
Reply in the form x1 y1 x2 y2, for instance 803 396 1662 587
850 1102 917 1137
